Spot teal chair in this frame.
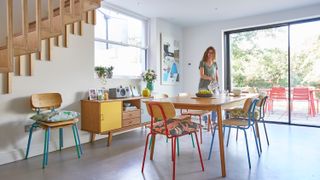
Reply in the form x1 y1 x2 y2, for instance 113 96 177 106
25 93 82 168
208 98 260 168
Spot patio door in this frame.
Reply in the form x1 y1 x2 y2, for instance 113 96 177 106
226 18 320 126
290 20 320 126
227 26 289 123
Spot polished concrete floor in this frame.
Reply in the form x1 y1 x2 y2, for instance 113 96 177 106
1 123 320 180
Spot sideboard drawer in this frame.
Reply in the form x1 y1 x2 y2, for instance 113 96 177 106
122 117 140 127
122 109 141 119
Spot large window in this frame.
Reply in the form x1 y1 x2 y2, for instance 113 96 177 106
95 6 148 78
225 18 320 127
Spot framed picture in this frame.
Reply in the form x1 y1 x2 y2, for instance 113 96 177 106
160 33 180 85
89 89 97 100
96 88 105 100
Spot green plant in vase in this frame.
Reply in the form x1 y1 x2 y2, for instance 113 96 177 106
94 66 114 84
142 69 157 92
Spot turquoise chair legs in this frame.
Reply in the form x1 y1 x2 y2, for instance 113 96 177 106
59 128 63 151
72 125 81 159
42 128 51 168
190 134 195 148
25 122 38 159
26 123 82 168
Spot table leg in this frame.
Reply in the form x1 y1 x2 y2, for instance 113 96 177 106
217 106 226 177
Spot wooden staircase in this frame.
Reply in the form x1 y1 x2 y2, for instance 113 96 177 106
0 0 101 93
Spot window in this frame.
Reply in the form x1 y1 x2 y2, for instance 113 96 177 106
94 6 148 78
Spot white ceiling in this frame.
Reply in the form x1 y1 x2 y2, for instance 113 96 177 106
106 0 320 27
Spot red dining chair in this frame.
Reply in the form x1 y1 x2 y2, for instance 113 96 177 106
267 87 287 112
291 87 313 115
141 101 204 180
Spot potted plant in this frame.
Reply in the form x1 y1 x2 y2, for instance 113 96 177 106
94 66 114 84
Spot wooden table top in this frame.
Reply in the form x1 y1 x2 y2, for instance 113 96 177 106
144 94 258 110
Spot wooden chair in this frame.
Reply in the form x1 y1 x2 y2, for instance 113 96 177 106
178 93 211 143
25 93 82 168
208 98 260 169
142 101 204 180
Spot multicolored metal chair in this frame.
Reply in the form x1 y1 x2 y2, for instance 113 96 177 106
25 93 82 168
178 92 212 143
208 98 260 169
142 101 204 180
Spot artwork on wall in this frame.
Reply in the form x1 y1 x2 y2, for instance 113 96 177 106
160 33 180 85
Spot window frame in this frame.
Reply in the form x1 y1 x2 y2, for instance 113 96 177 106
94 3 150 79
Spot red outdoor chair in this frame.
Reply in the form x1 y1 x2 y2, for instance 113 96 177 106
267 87 287 112
291 87 314 116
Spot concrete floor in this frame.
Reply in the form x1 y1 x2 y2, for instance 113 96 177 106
1 123 320 180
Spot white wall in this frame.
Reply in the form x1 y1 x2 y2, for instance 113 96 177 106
182 4 320 94
148 18 184 97
0 24 140 165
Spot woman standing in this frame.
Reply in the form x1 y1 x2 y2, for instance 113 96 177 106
198 46 219 91
198 46 219 123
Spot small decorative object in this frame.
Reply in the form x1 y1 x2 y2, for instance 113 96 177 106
141 69 157 92
89 89 97 100
142 88 151 97
96 89 105 101
94 66 114 84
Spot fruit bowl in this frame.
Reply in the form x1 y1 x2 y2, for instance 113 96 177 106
196 93 213 97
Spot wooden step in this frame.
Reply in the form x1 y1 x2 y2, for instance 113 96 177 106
83 0 101 12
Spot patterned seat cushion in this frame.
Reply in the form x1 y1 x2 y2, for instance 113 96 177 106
151 118 200 136
30 110 80 122
227 108 259 119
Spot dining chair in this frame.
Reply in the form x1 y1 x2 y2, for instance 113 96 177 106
226 95 270 150
291 87 313 115
208 98 260 169
178 92 212 143
142 101 204 180
25 93 82 168
268 87 287 113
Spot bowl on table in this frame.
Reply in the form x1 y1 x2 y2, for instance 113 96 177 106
195 93 213 98
232 89 242 96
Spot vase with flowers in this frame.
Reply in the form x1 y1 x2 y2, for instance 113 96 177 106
141 69 157 92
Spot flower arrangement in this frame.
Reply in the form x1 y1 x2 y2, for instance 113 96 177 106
141 69 157 82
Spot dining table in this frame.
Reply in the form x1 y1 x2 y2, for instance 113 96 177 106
145 93 258 177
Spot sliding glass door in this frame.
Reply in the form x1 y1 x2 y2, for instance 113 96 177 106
226 18 320 126
290 21 320 126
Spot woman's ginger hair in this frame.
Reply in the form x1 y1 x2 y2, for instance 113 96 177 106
201 46 216 62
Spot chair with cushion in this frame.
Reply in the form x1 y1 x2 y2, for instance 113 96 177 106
142 101 204 180
225 94 270 150
208 98 260 169
25 93 82 168
178 92 211 143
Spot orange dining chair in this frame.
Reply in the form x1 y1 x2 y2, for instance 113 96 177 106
268 87 287 112
178 93 211 143
291 87 314 116
141 101 204 180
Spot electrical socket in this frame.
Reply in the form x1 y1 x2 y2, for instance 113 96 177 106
24 124 38 133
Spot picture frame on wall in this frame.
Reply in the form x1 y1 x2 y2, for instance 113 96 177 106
89 89 97 100
160 33 180 85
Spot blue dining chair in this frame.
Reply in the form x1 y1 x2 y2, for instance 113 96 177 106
208 98 260 169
